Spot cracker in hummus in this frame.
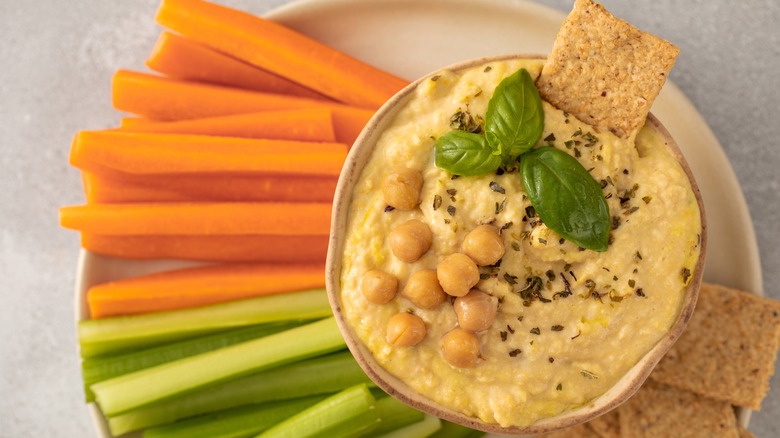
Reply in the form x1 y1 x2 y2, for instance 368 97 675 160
739 426 757 438
537 0 679 139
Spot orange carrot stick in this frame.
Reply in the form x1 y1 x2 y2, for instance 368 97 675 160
87 262 325 318
113 70 358 121
82 172 184 204
69 130 347 176
82 172 338 204
60 202 332 236
82 234 329 263
119 109 336 142
147 31 328 100
330 107 375 146
155 0 408 108
118 117 156 129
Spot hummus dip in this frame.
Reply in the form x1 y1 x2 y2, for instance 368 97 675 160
339 58 702 427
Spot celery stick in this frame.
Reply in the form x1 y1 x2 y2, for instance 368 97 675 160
94 317 344 416
256 384 378 438
143 396 327 438
106 350 371 435
79 289 330 357
376 414 441 438
427 420 486 438
83 322 302 402
370 396 425 435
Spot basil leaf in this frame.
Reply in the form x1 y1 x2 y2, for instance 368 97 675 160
486 69 544 166
521 147 610 252
434 130 501 176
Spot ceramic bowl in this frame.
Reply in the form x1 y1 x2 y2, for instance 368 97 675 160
325 54 707 435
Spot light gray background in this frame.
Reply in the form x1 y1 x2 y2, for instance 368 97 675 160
1 0 777 436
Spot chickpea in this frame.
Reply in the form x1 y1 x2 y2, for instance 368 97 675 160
388 219 433 263
360 270 398 304
453 289 498 332
441 328 480 368
386 312 427 347
437 253 479 297
402 269 447 308
462 225 505 266
382 168 423 210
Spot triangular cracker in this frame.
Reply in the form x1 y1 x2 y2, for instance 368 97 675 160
650 283 780 409
537 0 679 139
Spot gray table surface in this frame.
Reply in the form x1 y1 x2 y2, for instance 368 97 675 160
1 0 777 436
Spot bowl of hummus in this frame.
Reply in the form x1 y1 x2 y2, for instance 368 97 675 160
326 2 706 434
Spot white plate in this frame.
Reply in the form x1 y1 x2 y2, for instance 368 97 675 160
78 0 761 435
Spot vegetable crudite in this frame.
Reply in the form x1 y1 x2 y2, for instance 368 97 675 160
327 0 706 434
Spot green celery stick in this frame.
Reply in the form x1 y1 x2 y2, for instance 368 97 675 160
143 396 328 438
256 384 378 438
94 317 344 416
79 288 330 357
427 420 486 438
370 396 425 435
106 350 371 435
370 386 390 400
376 414 442 438
82 321 303 402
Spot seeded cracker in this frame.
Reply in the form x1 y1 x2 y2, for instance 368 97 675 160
738 426 756 438
538 422 601 438
587 409 620 438
650 283 780 409
536 0 679 139
617 380 739 438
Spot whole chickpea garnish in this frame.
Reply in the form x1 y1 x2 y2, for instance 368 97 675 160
388 219 432 263
437 253 479 297
462 225 505 266
361 270 398 304
402 269 447 309
453 289 498 332
386 312 427 347
441 328 480 368
382 168 423 210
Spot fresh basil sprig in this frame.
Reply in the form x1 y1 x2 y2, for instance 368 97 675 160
432 67 609 252
520 147 610 251
434 68 543 174
434 131 502 177
485 68 544 164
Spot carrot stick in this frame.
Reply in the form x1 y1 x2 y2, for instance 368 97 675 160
82 172 185 204
119 117 156 129
330 107 374 146
82 172 338 204
147 31 328 100
81 234 329 263
113 70 359 121
87 262 325 318
60 202 331 236
119 109 336 142
155 0 408 109
69 130 347 177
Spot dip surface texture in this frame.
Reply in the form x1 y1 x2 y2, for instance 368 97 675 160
339 59 701 427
